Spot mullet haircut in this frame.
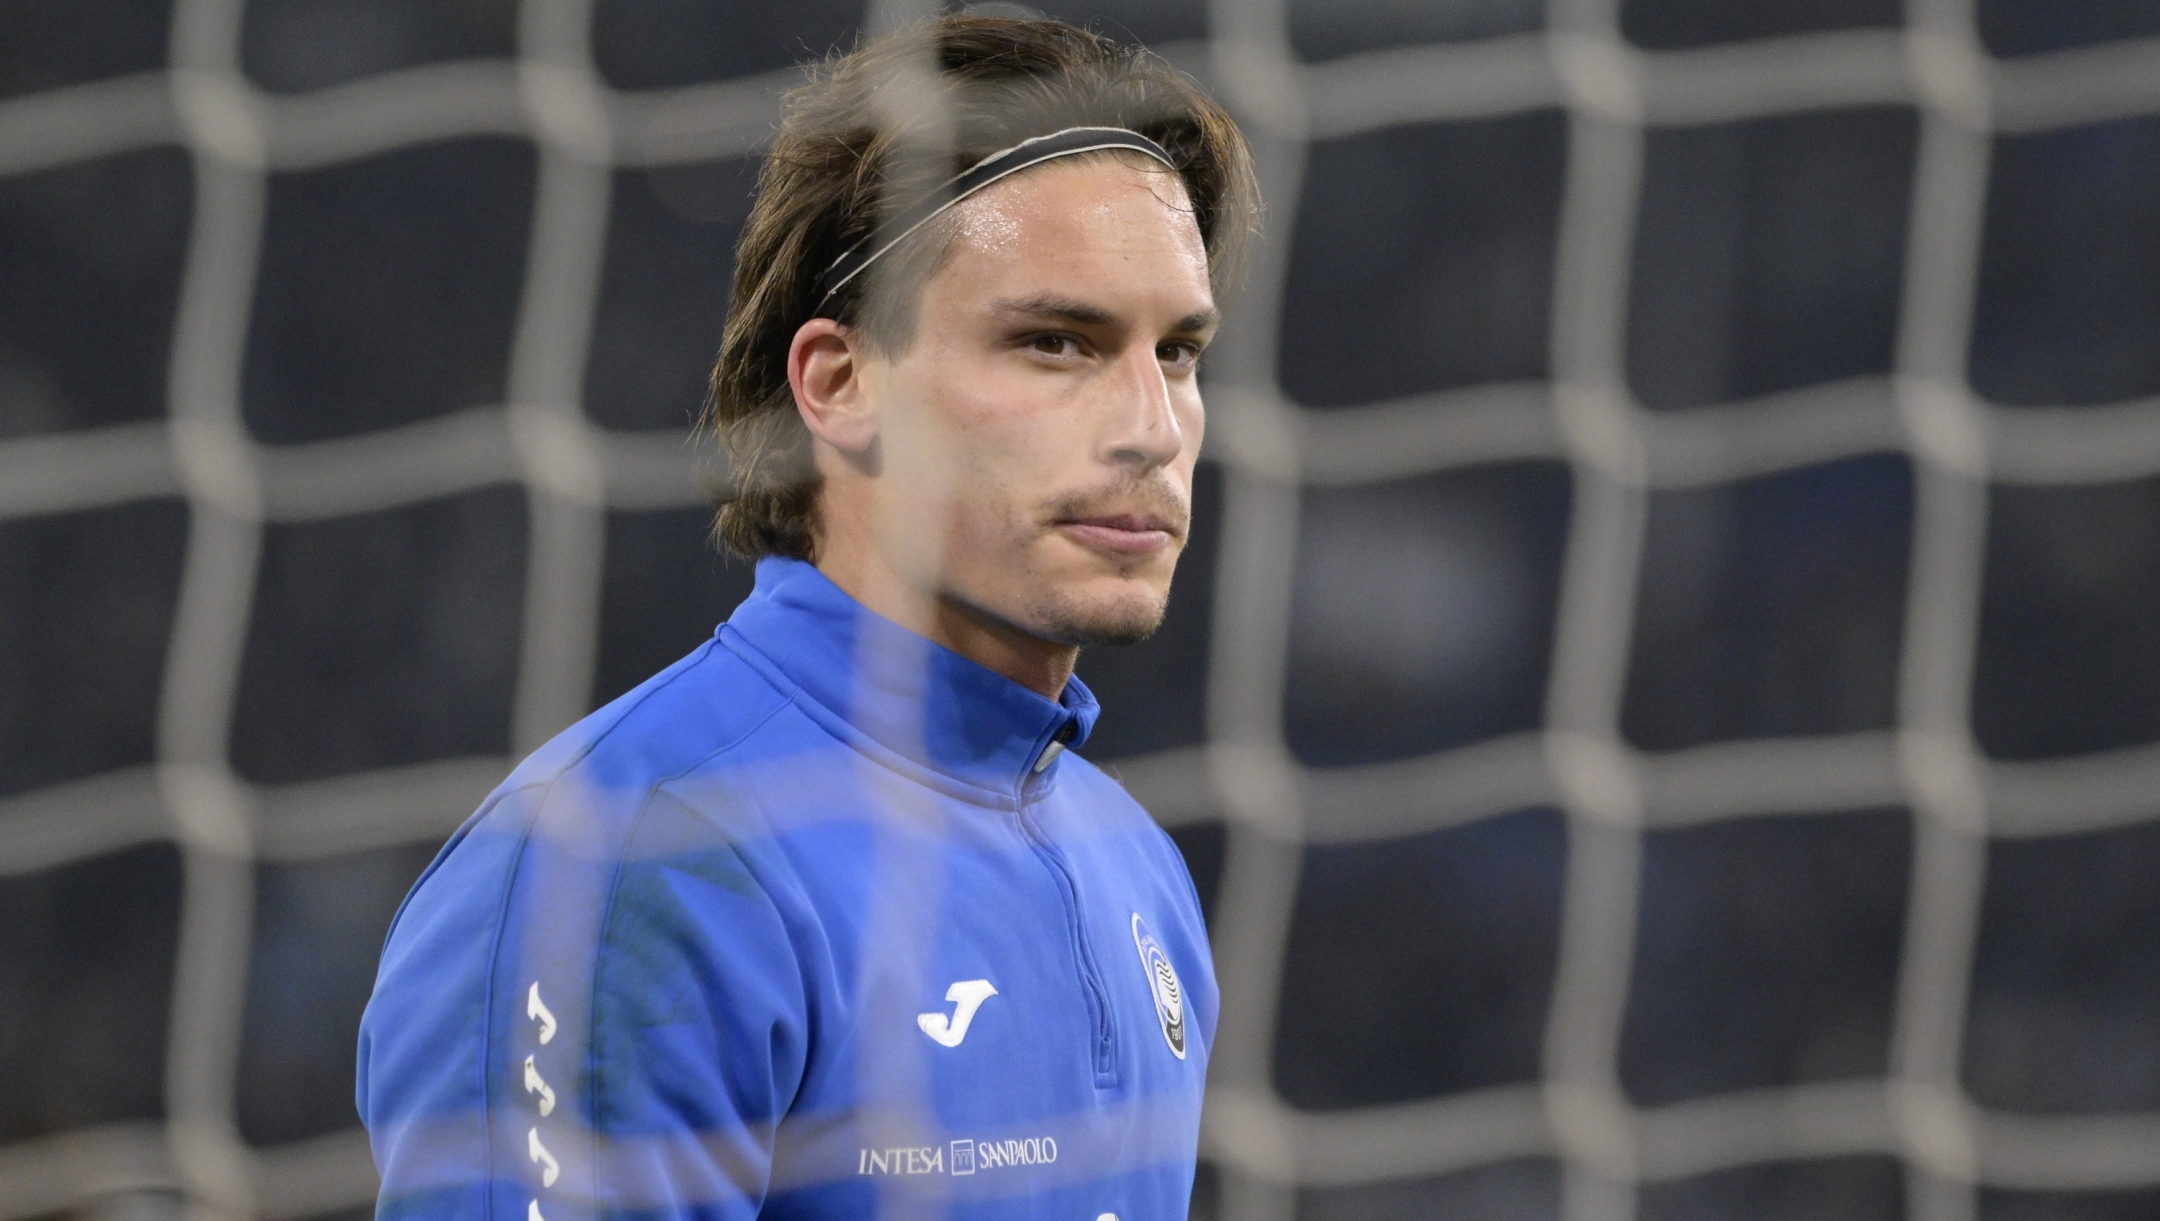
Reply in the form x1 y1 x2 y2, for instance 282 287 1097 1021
703 14 1259 561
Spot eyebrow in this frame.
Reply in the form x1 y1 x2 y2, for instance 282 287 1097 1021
988 295 1221 336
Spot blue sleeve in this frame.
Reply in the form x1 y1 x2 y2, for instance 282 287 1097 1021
585 791 811 1218
359 784 812 1221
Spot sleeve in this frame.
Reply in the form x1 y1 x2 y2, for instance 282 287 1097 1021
584 790 812 1219
359 784 813 1221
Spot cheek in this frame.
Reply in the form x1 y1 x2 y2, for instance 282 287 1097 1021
940 416 1085 560
929 404 1040 538
882 355 1013 472
942 373 1085 479
940 454 1039 576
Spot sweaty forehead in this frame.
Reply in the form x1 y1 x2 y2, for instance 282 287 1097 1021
938 154 1209 289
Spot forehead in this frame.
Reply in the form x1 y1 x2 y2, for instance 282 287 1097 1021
930 155 1212 304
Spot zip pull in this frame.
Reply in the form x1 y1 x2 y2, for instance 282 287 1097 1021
1032 720 1078 774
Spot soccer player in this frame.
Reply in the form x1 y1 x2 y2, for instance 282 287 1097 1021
357 14 1258 1221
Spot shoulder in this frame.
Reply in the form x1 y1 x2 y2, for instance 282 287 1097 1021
361 641 826 1192
381 639 811 955
506 636 792 800
367 633 830 1033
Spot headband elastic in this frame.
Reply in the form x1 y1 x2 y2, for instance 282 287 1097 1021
809 125 1177 317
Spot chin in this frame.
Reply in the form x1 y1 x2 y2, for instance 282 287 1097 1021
1029 579 1170 648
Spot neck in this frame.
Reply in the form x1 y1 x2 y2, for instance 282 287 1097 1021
813 542 1077 702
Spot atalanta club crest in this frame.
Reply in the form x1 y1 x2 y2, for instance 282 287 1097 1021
1130 913 1185 1059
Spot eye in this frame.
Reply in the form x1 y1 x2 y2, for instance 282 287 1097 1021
1029 333 1083 358
1157 340 1202 372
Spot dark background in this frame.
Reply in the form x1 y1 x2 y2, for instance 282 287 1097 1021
7 0 2160 1218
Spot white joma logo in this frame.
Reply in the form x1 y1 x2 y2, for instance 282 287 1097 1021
917 980 997 1047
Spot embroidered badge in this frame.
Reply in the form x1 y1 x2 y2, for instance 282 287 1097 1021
1130 913 1186 1059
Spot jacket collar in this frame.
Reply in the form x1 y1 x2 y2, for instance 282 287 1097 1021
718 557 1098 797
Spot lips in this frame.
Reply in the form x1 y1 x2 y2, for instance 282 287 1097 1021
1055 514 1178 556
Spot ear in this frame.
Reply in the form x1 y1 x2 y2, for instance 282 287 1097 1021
788 317 878 454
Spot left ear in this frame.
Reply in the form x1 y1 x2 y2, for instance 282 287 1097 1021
787 317 879 453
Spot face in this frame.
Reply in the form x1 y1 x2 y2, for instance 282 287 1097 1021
856 155 1217 647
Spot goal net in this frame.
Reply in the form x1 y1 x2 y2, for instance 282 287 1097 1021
2 0 2159 1218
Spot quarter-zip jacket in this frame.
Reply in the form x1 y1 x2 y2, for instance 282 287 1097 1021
357 557 1215 1221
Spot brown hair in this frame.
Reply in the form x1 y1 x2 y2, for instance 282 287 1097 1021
703 13 1259 561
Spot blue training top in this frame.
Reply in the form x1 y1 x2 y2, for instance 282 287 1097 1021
357 556 1215 1221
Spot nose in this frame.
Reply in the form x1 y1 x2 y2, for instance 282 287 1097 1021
1101 343 1185 471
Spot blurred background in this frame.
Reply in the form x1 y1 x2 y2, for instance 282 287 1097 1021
6 0 2160 1218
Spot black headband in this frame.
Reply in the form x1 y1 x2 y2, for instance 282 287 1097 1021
809 125 1177 318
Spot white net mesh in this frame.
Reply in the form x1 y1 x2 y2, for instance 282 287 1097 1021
3 0 2160 1217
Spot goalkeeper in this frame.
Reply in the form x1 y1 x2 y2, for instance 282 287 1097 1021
358 14 1257 1220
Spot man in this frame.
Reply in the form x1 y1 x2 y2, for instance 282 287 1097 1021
358 13 1257 1221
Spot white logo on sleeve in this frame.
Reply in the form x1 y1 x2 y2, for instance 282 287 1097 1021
523 1055 556 1116
917 979 998 1047
526 982 557 1044
528 1127 560 1187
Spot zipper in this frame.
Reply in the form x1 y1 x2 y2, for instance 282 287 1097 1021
1016 781 1118 1086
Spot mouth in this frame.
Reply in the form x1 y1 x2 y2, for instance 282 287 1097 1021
1053 513 1180 557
